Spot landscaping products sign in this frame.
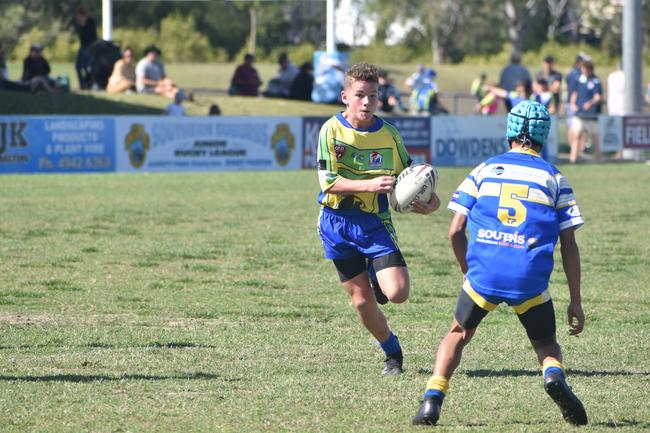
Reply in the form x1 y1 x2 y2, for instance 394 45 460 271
0 116 115 174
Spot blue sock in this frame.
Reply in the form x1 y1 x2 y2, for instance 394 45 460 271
544 366 565 380
379 332 401 356
424 389 446 402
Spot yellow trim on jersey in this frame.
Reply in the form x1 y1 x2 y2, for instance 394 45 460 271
458 178 478 197
511 289 552 315
510 148 541 157
462 280 498 311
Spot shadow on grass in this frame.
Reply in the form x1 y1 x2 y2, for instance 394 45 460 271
416 368 650 377
595 419 650 429
0 90 161 115
0 342 219 350
0 371 246 383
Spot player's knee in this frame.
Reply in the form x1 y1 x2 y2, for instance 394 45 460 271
386 285 409 303
350 292 375 312
449 322 475 345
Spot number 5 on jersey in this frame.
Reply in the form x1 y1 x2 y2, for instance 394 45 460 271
498 183 529 227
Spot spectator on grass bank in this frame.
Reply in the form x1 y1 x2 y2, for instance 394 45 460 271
263 52 299 98
73 5 98 90
569 59 602 163
289 61 314 101
607 62 624 116
410 68 447 115
565 54 586 162
21 44 59 93
230 53 262 97
532 78 555 113
135 44 178 99
0 45 31 92
311 56 345 104
484 80 532 112
405 64 425 91
209 103 221 115
164 90 186 116
106 47 136 94
536 55 562 112
499 53 531 110
378 70 406 113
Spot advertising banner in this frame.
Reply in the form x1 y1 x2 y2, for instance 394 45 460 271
623 116 650 149
301 116 432 169
0 116 115 174
431 115 558 166
599 116 624 152
115 116 302 172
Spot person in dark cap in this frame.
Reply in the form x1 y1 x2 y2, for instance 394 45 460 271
21 44 58 92
135 44 178 98
537 55 562 112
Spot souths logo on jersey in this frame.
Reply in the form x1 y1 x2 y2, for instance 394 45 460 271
368 151 383 166
124 123 150 169
271 123 295 166
476 228 526 249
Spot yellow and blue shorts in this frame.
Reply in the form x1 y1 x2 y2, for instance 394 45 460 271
455 280 556 341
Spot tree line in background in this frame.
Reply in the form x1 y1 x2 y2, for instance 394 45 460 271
1 0 648 66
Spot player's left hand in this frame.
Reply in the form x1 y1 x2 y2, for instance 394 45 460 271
567 301 585 336
410 193 441 215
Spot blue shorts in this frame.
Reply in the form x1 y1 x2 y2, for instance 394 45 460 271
318 207 399 260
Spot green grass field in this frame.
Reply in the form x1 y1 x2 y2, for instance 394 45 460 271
1 165 649 432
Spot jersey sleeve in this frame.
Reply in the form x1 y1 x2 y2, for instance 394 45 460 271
447 163 484 215
316 120 340 192
554 173 584 231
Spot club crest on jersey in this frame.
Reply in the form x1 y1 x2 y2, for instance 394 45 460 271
492 166 505 175
334 144 346 160
368 151 383 167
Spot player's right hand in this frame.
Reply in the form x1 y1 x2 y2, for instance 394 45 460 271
567 301 585 336
367 176 394 193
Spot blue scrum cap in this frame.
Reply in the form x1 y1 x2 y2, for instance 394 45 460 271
506 100 551 148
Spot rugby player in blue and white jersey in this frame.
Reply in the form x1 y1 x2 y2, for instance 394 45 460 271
413 101 588 426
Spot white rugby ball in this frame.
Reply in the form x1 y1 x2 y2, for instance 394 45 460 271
389 163 438 213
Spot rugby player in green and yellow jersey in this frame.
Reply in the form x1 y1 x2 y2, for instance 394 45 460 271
317 63 440 375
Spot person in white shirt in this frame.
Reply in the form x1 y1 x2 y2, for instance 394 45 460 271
607 62 624 116
136 44 178 99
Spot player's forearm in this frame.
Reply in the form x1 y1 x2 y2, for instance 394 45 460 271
326 176 393 195
561 237 582 304
450 231 468 274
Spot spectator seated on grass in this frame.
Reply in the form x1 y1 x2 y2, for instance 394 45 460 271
164 90 187 116
0 45 31 92
135 44 178 99
263 52 299 98
289 61 314 101
378 69 406 113
21 44 62 93
107 47 136 94
230 53 262 97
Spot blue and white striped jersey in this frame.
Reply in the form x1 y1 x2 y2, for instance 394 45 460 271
448 148 584 302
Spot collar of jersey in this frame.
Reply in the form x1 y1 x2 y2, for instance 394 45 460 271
336 112 383 132
509 147 541 157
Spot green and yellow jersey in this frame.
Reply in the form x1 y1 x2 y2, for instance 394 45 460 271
317 113 411 214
